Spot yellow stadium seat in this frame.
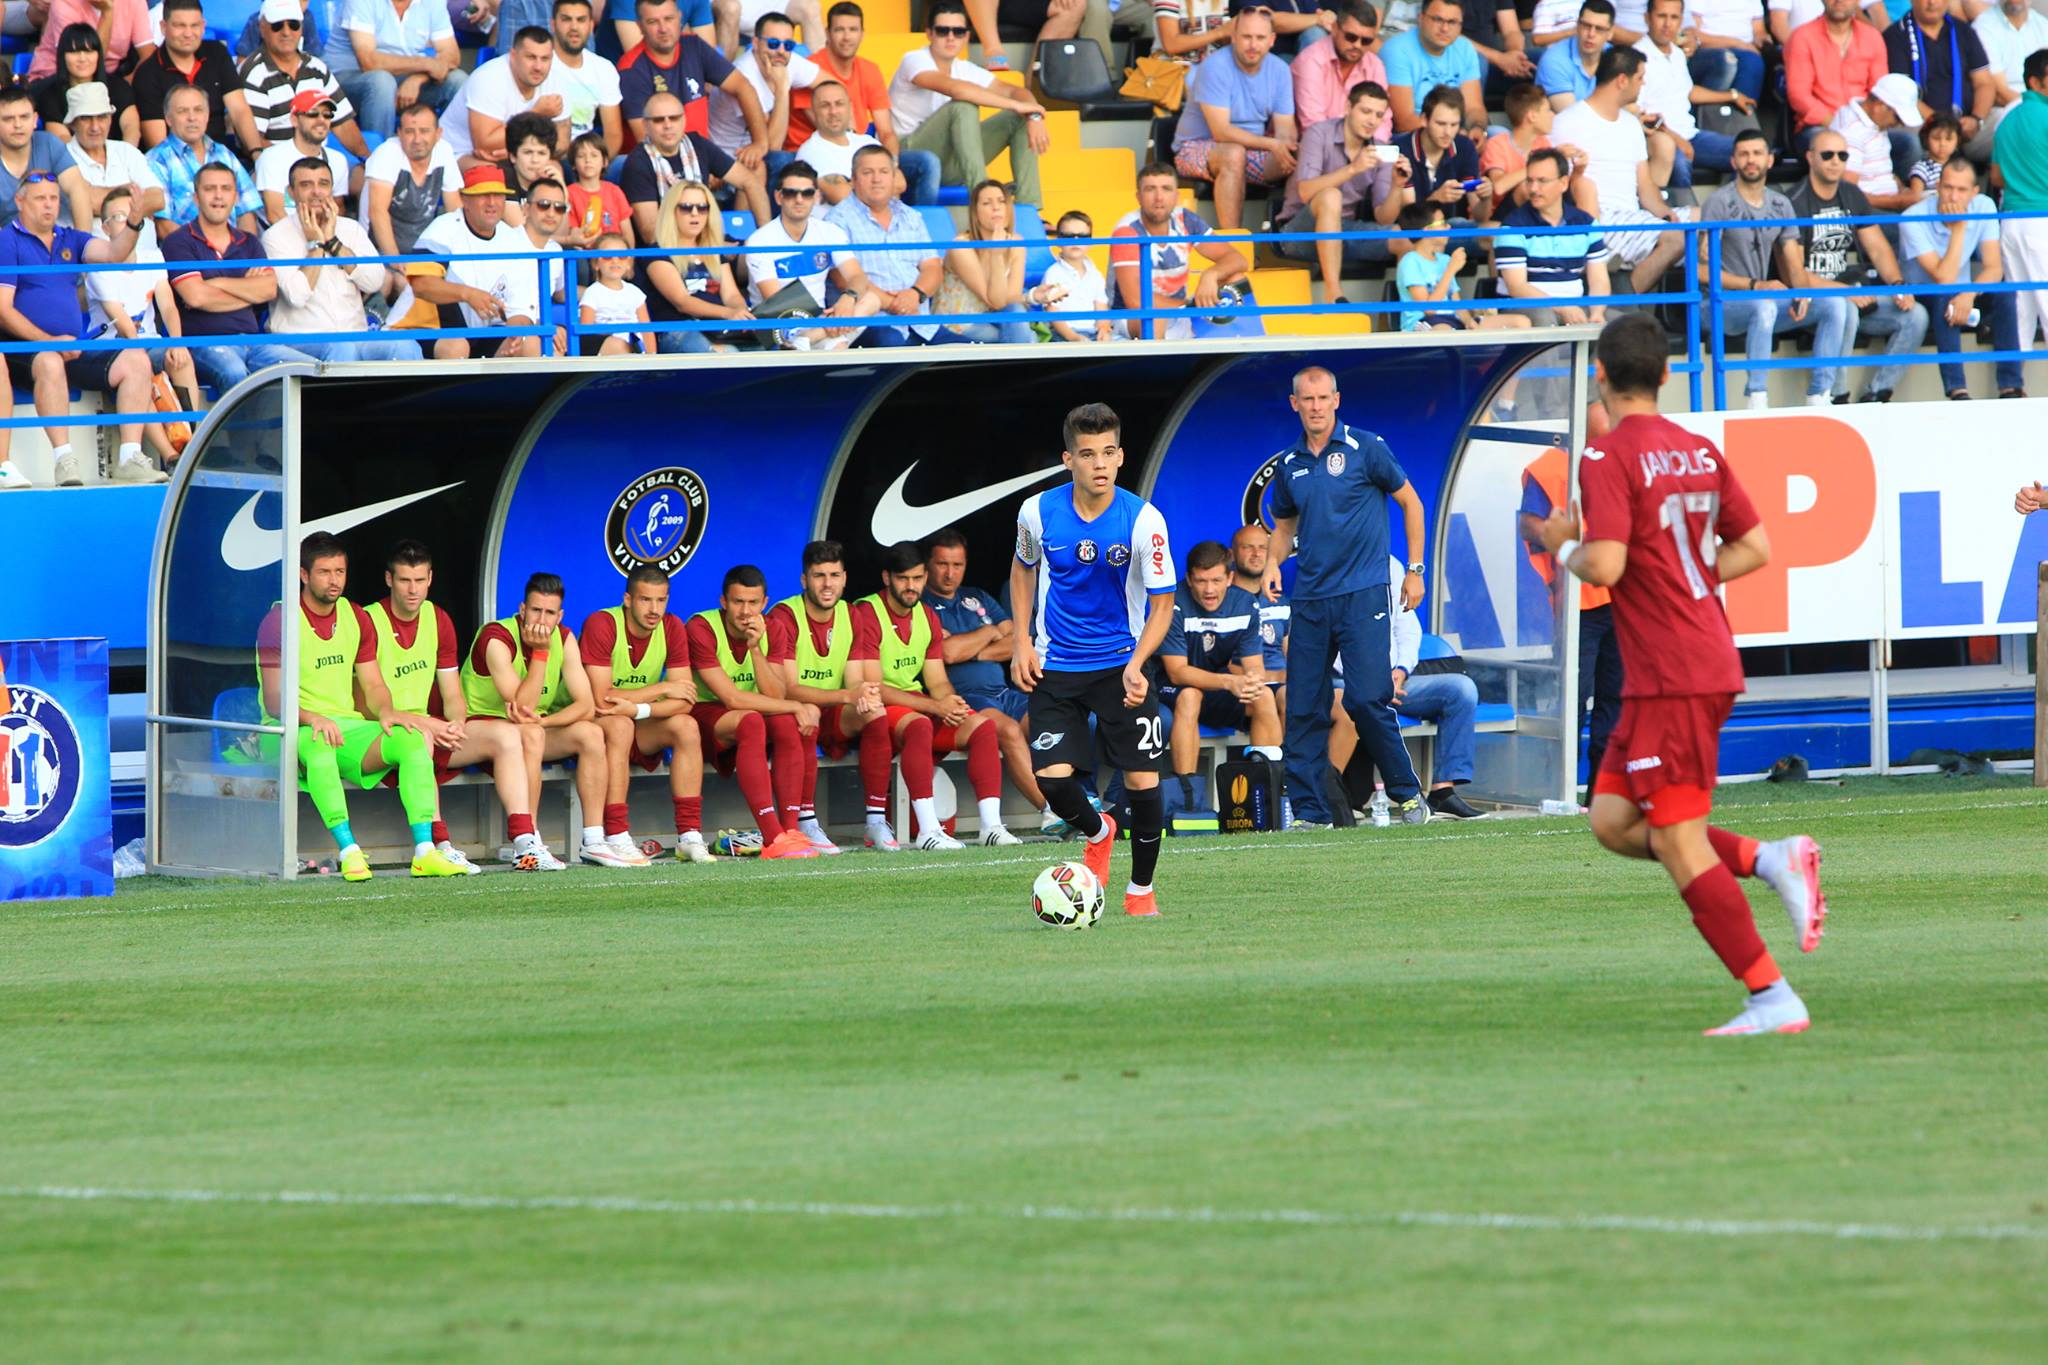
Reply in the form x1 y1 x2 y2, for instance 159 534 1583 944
855 0 912 33
860 32 926 85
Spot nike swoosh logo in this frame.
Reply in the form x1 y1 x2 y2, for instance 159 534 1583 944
870 461 1067 546
220 482 465 573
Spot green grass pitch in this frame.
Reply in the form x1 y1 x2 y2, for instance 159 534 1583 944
2 777 2044 1361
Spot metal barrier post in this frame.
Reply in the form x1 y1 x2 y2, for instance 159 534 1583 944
1706 226 1726 411
1684 219 1703 411
1138 235 1153 342
561 253 581 357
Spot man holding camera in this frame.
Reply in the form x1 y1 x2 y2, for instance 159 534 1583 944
1277 79 1414 306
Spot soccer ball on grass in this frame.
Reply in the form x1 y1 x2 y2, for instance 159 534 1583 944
1032 861 1104 929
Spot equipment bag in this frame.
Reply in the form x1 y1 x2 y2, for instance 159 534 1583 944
1216 755 1284 833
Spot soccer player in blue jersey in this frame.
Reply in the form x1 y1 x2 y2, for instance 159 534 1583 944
1010 402 1178 918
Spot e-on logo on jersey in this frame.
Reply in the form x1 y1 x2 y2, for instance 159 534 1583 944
607 467 710 576
0 686 83 849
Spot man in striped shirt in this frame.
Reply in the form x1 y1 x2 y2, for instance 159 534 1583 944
1492 146 1610 325
240 0 372 157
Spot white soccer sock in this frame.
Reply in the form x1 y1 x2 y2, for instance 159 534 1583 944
1086 818 1113 845
977 797 1003 831
118 441 145 465
436 839 458 854
414 840 434 858
49 442 70 462
799 817 827 838
1754 837 1787 884
337 841 360 857
1247 744 1282 762
911 796 939 834
1126 880 1150 896
581 825 604 847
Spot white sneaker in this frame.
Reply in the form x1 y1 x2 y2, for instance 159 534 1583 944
1745 392 1771 411
111 455 168 484
980 825 1023 847
52 452 83 486
1804 393 1833 407
865 820 902 852
438 844 483 875
504 842 567 871
914 829 966 851
578 841 642 868
605 832 653 866
1757 835 1827 952
674 831 715 864
799 821 843 855
0 460 29 489
1703 980 1810 1036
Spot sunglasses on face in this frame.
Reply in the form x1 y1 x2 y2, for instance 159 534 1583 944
930 23 969 36
530 198 567 211
779 185 817 198
759 35 795 50
648 113 681 123
1056 227 1090 238
677 200 711 212
269 18 301 29
1815 149 1849 161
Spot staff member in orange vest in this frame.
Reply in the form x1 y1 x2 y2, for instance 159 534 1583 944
1519 443 1624 776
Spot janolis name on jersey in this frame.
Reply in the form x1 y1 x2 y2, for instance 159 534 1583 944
1633 447 1720 485
608 467 710 576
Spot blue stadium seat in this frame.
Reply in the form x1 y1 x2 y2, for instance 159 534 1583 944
916 205 957 245
934 185 968 207
211 687 261 763
10 52 28 77
204 0 264 48
723 210 755 240
474 45 498 64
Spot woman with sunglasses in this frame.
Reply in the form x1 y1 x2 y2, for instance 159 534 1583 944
28 24 142 145
27 0 152 84
641 179 754 353
934 179 1054 344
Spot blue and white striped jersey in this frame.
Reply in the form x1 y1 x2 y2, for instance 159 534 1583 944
1015 485 1174 672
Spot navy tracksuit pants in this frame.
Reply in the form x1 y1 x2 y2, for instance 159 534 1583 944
1285 587 1421 821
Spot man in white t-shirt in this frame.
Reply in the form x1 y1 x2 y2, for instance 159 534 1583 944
1765 0 1824 46
439 26 571 161
1552 45 1684 289
402 163 564 358
1634 0 1742 194
890 1 1048 209
1974 0 2048 115
65 83 166 234
742 158 879 346
364 100 461 254
254 91 355 223
708 10 825 161
712 0 825 61
795 78 880 204
552 0 622 148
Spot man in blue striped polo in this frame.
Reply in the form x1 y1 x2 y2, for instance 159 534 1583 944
1493 146 1610 325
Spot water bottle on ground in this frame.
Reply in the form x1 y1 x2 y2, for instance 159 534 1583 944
1370 784 1391 828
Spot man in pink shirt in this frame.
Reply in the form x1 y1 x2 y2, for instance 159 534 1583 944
1293 0 1391 141
1784 0 1888 134
29 0 157 81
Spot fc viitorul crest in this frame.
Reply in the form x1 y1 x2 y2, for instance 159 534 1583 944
608 467 709 576
0 686 83 849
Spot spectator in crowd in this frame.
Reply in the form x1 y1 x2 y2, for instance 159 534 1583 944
1686 0 1768 103
161 163 316 389
68 87 166 233
1481 80 1565 210
1786 0 1890 140
1150 0 1236 62
0 174 164 486
1831 71 1926 210
29 24 141 145
0 87 90 232
563 129 633 247
241 0 371 157
1886 0 1994 159
500 111 570 224
1908 109 1960 191
1698 127 1846 409
1381 0 1485 134
1110 159 1251 339
262 157 420 361
1635 0 1740 191
28 0 151 83
441 27 571 162
608 0 717 50
1293 1 1391 138
620 0 765 152
578 236 656 351
1553 46 1685 292
828 144 955 346
921 529 1027 718
1277 79 1412 303
745 160 877 346
1396 200 1530 330
400 163 563 359
1785 128 1926 403
640 180 749 350
936 179 1056 343
136 0 261 152
1159 539 1281 811
710 0 826 60
1493 146 1610 324
241 0 328 57
890 2 1048 212
1974 0 2048 120
708 9 824 170
1392 85 1492 225
551 0 623 147
787 4 899 174
1171 7 1297 230
327 0 467 139
1901 156 2024 398
366 102 461 255
1228 523 1289 690
1537 0 1614 110
799 79 920 205
1456 0 1535 82
622 90 768 236
147 86 263 231
1526 0 1580 48
1993 49 2048 353
1035 209 1116 343
86 185 202 471
255 92 354 223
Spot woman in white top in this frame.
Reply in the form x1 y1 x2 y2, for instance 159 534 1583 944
934 180 1056 344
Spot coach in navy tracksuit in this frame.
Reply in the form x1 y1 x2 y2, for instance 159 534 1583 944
1261 365 1430 825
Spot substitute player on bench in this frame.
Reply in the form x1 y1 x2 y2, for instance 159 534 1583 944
849 541 1028 850
258 532 465 881
459 573 627 868
1159 539 1283 810
764 540 889 855
1011 402 1176 917
580 565 717 866
1538 314 1828 1037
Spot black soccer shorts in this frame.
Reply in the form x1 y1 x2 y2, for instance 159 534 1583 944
1026 666 1166 774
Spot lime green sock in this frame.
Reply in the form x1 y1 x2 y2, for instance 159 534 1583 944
383 726 440 829
301 729 351 834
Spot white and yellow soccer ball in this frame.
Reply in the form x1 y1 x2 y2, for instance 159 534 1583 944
1032 861 1103 929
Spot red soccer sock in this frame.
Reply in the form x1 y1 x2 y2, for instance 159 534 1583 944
732 714 784 840
858 719 893 816
430 819 450 845
602 802 631 838
1708 826 1759 877
966 720 1002 800
673 796 701 835
506 811 535 841
1680 863 1778 989
899 715 935 801
767 712 805 831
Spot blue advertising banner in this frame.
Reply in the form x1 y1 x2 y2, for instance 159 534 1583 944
1 637 113 902
0 490 164 650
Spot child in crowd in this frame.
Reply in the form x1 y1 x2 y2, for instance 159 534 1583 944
1040 210 1112 343
580 234 656 356
1910 112 1961 195
1481 82 1555 210
565 131 634 249
1396 203 1532 334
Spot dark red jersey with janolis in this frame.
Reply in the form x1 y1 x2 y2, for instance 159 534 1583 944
1579 413 1760 698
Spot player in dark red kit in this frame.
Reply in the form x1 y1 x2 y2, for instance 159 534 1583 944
1539 315 1828 1036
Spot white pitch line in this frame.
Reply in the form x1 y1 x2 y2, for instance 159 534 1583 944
0 1184 2040 1245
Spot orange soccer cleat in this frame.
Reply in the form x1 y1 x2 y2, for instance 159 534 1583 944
1081 812 1118 887
762 829 821 860
1124 889 1159 918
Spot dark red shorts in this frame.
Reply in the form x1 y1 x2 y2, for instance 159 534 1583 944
691 702 741 777
1593 692 1733 827
817 706 860 759
881 702 974 754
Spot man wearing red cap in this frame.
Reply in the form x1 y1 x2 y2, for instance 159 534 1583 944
254 90 356 223
398 163 564 359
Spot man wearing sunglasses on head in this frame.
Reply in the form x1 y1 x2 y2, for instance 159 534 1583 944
888 1 1048 211
239 0 373 159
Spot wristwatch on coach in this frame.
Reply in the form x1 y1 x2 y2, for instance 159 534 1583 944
1407 562 1425 577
